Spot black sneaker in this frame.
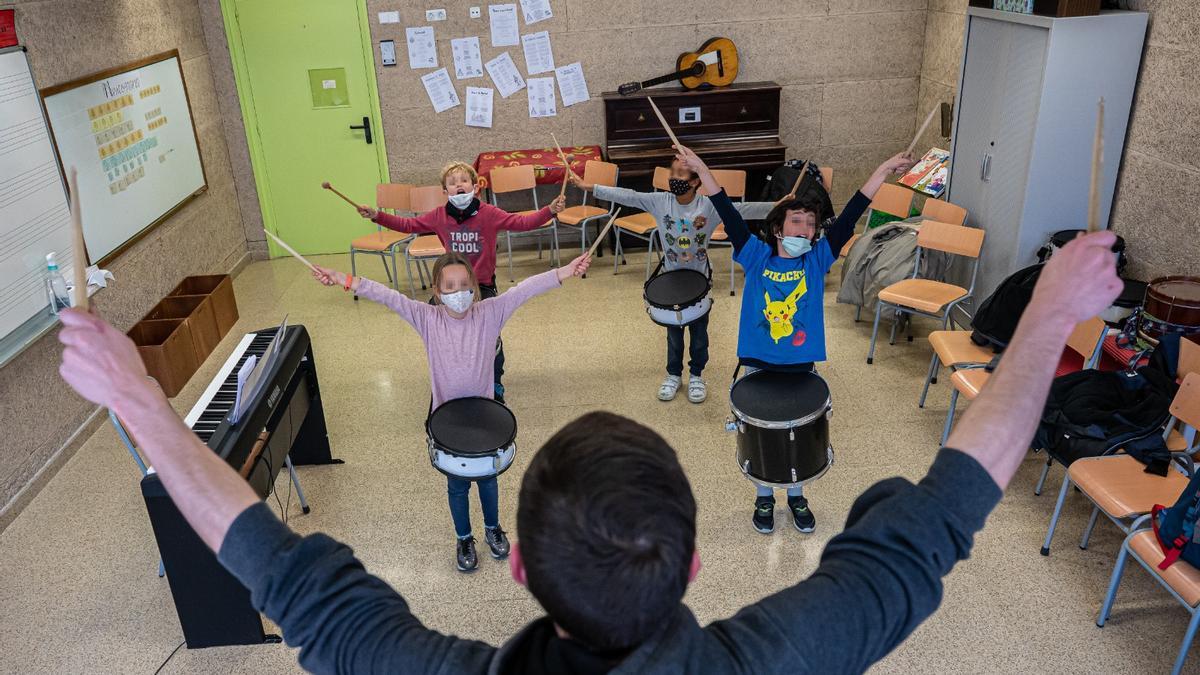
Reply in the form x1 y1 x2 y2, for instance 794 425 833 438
484 526 510 559
456 536 479 572
788 496 816 533
752 497 775 534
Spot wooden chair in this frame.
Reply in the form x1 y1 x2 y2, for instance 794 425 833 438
867 220 985 366
707 169 747 295
1099 513 1200 675
350 183 412 297
839 182 914 259
938 317 1107 447
555 160 618 255
492 164 558 281
613 166 670 277
404 185 448 295
920 197 968 226
1041 371 1200 553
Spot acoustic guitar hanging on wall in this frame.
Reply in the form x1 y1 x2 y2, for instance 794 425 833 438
618 37 739 96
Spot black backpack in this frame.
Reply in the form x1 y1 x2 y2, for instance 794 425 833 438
969 263 1044 352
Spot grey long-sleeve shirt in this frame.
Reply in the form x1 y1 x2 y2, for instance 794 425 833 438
593 185 774 274
217 447 1001 674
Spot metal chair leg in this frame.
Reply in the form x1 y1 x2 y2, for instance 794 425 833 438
867 303 884 364
285 455 310 515
1080 506 1101 550
613 230 622 274
405 255 417 296
855 304 862 322
1042 474 1073 555
1034 457 1053 496
644 233 657 280
1173 609 1200 675
378 254 394 285
889 313 899 345
941 388 958 446
389 249 400 292
552 225 561 267
417 258 429 290
919 352 939 408
351 248 360 301
1097 538 1131 627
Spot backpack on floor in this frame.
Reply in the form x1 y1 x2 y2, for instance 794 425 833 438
969 263 1044 352
1152 469 1200 570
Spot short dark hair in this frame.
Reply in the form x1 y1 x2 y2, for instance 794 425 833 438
763 194 825 250
517 412 697 652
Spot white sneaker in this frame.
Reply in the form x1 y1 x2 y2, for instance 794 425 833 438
688 376 707 403
658 375 682 401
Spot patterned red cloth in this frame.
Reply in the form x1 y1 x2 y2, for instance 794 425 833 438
473 145 604 188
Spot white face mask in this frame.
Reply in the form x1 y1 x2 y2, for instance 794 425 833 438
447 190 475 210
439 289 474 313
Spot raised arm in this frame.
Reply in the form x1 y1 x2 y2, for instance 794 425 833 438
492 199 562 233
710 232 1123 672
822 153 916 258
312 265 428 331
589 183 660 212
674 145 754 252
359 204 437 235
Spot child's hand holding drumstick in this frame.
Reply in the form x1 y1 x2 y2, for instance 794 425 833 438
556 253 592 281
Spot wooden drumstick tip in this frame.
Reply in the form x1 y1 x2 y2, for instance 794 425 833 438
321 181 331 189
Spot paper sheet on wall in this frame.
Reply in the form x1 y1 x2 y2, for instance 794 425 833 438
555 62 590 107
519 0 553 25
527 77 556 118
378 11 400 24
407 26 438 69
451 37 484 79
489 4 520 47
466 87 494 128
421 68 460 113
521 31 555 75
485 52 526 98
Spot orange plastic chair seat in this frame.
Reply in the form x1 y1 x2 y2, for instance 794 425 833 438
839 233 861 258
557 205 607 225
711 223 728 242
950 369 988 400
352 231 409 252
1168 428 1189 452
878 278 969 314
1129 530 1200 607
1070 455 1189 519
929 331 995 368
615 213 657 236
408 235 446 257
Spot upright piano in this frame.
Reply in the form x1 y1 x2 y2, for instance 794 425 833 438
141 324 340 648
602 81 786 194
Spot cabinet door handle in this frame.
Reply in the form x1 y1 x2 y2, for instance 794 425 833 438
980 153 992 182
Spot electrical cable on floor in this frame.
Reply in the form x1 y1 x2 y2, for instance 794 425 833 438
153 639 185 674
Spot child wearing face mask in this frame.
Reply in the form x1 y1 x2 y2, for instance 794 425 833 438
676 145 914 536
358 162 568 403
567 161 774 404
310 251 591 572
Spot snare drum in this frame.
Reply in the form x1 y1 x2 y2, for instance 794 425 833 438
644 268 712 327
727 370 833 488
426 397 517 480
1142 276 1200 339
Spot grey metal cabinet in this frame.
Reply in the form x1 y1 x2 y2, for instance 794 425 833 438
946 7 1147 299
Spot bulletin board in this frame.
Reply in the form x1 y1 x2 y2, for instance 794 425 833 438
41 49 207 266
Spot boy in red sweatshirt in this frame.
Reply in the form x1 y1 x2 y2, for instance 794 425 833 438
357 162 565 402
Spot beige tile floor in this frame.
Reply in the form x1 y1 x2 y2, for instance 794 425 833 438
0 248 1191 674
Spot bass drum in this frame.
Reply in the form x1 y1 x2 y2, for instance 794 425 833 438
728 370 833 488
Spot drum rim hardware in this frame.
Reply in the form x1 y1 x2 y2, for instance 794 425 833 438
426 396 517 457
739 446 834 489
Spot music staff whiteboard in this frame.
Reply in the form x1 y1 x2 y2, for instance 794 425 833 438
0 46 74 366
41 49 207 266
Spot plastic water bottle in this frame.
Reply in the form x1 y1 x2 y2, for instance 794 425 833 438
45 252 71 313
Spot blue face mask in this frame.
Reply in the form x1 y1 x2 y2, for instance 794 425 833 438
781 235 812 257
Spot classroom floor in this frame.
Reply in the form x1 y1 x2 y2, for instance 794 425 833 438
0 247 1190 674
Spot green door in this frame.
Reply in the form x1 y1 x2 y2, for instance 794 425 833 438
228 0 387 255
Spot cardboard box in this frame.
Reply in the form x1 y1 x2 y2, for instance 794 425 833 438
145 295 220 363
171 275 238 337
127 319 200 398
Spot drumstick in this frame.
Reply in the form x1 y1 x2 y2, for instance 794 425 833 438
646 97 681 149
586 209 622 259
786 161 812 200
906 105 940 156
1087 98 1105 233
264 230 318 273
67 167 88 309
321 181 363 210
551 132 571 198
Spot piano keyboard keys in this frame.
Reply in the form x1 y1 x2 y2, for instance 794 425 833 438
184 328 280 444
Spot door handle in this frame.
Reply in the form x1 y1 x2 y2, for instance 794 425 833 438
980 153 992 182
349 116 373 144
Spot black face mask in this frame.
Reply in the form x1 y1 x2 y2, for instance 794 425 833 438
668 178 694 196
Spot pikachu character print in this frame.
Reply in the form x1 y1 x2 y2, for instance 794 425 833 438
762 275 809 345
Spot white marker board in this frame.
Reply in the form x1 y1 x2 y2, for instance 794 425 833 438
41 49 207 266
0 46 74 367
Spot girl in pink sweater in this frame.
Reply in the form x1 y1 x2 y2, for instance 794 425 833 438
358 162 567 402
312 251 590 572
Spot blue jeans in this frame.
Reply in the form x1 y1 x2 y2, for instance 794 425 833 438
666 313 710 377
447 476 499 538
757 485 803 499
